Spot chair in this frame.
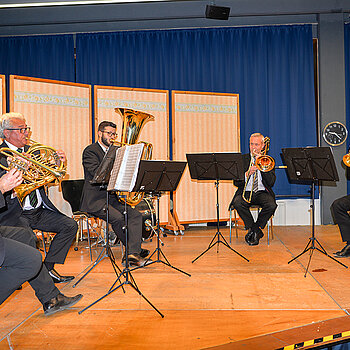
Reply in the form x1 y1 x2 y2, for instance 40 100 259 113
61 179 102 261
228 205 273 245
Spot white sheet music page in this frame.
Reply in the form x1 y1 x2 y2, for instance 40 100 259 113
107 143 144 192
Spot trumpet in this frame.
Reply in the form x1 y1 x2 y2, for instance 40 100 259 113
0 139 66 202
242 137 275 203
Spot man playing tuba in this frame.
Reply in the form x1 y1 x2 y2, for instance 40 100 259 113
229 132 277 246
80 121 150 267
0 112 77 284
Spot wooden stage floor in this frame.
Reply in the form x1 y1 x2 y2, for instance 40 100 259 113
1 225 350 349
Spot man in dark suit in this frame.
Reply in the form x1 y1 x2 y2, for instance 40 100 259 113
80 121 149 267
0 112 77 283
0 168 83 316
229 133 277 246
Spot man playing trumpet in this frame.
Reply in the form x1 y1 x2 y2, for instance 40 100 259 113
0 112 77 283
229 133 277 246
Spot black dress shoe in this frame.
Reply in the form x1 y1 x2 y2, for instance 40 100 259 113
245 229 254 245
122 254 152 267
140 248 150 258
334 244 350 258
43 293 83 316
48 269 74 283
249 228 264 246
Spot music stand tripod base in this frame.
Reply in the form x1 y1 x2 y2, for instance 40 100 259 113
186 153 249 264
282 147 348 276
131 160 191 277
78 195 164 318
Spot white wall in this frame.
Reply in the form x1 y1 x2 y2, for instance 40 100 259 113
273 198 321 226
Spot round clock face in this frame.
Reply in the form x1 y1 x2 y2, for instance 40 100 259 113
323 121 348 146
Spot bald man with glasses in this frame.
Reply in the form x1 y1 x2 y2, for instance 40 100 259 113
0 112 78 284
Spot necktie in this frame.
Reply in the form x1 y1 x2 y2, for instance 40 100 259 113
17 148 38 207
252 157 259 193
252 171 259 192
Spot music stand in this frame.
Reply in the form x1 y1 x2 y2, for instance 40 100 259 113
79 146 164 317
186 153 249 263
282 147 347 276
73 145 121 288
132 160 190 277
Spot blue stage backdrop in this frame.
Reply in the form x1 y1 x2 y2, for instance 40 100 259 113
0 34 75 82
76 25 316 197
345 23 350 193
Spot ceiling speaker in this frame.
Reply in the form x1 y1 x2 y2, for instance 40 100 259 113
205 5 230 20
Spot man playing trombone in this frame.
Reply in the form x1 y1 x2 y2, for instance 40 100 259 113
0 112 77 283
229 133 277 246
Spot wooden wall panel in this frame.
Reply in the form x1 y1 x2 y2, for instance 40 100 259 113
95 86 169 223
10 75 92 214
0 75 5 114
172 91 240 223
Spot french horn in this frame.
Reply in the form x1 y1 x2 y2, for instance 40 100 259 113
0 139 66 203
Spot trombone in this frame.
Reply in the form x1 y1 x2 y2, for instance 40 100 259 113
343 152 350 167
242 137 275 203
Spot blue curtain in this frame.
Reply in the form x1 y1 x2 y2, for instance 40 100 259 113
0 34 75 82
345 24 350 193
76 25 316 196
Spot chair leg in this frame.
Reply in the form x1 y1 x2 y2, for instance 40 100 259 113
234 209 238 238
85 216 93 262
229 208 232 243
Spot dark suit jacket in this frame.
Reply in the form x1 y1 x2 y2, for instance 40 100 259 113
0 141 59 227
80 142 115 214
233 153 276 198
0 193 5 265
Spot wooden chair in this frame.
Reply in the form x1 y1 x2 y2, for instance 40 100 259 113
228 205 273 245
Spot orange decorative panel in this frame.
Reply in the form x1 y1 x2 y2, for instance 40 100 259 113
172 91 240 223
95 86 169 222
10 75 92 214
0 75 5 114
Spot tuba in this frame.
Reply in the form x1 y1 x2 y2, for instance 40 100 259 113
0 139 66 203
242 136 275 203
112 107 154 206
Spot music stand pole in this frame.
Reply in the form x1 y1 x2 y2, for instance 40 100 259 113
79 195 164 317
73 188 122 288
130 160 190 277
288 181 347 276
139 192 190 277
192 179 249 263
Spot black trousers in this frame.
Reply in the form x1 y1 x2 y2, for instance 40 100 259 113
20 207 77 266
331 195 350 242
230 191 277 230
91 197 142 255
0 226 59 305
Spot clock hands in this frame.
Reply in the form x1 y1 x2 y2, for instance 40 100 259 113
328 131 342 140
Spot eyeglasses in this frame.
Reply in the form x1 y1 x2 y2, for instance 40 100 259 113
102 131 117 137
6 127 31 134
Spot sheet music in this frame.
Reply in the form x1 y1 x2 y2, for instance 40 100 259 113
107 143 144 192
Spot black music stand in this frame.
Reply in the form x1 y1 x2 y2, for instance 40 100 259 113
187 153 249 263
282 147 347 276
73 145 121 288
132 160 190 277
79 147 164 317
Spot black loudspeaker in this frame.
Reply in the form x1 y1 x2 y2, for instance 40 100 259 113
205 5 230 20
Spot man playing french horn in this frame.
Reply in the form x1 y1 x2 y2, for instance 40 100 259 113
0 112 77 284
229 133 277 246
